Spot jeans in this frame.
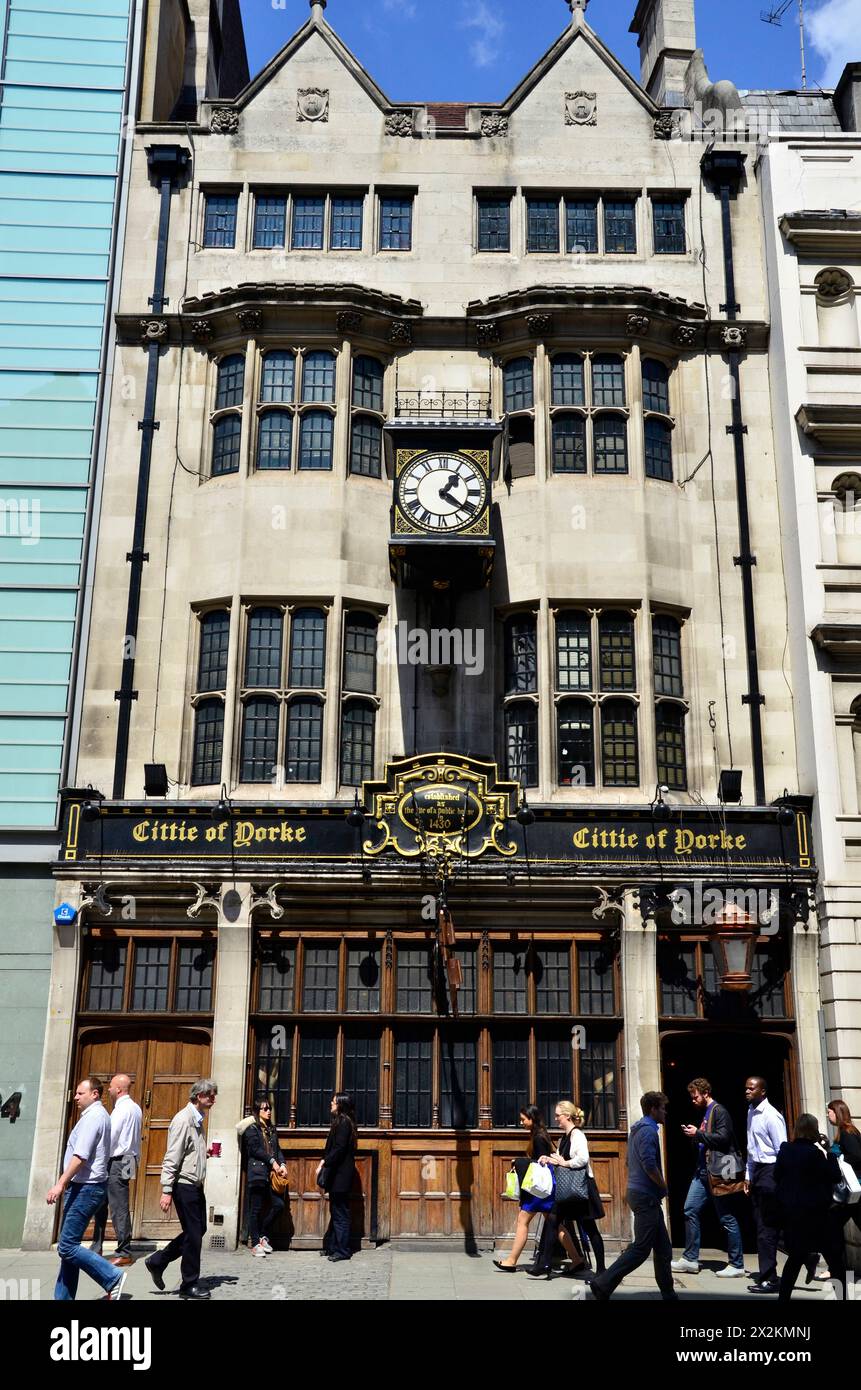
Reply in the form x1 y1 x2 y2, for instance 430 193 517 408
683 1171 744 1267
92 1157 134 1255
55 1183 123 1301
148 1183 206 1291
324 1194 352 1259
590 1191 675 1299
247 1184 285 1247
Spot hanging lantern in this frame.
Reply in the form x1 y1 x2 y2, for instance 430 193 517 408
708 902 759 992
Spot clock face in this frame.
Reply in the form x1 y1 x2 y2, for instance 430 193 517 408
397 452 488 533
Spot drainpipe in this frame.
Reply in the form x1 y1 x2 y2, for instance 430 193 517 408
113 144 190 798
701 149 766 806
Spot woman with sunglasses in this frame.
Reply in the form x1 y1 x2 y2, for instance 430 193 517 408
243 1096 288 1257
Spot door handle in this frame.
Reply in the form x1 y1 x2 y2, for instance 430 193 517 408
145 1090 152 1110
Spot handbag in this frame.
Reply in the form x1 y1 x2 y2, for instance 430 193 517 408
522 1161 554 1199
502 1169 520 1201
703 1104 746 1197
555 1163 590 1204
834 1154 861 1205
270 1167 289 1196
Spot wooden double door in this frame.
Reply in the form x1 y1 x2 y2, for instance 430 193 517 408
73 1028 211 1241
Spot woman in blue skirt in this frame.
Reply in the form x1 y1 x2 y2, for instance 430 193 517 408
494 1104 556 1272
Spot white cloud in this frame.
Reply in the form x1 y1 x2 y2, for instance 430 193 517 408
459 0 506 69
381 0 418 18
807 0 861 87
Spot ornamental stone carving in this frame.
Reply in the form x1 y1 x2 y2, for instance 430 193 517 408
526 313 552 337
237 309 262 332
210 107 239 134
674 324 699 347
565 91 597 126
189 318 214 342
475 322 500 346
337 310 363 334
140 318 168 343
654 110 675 141
386 111 415 137
388 320 413 345
816 268 853 300
626 314 651 337
481 113 509 137
297 88 329 122
721 325 747 348
187 883 221 919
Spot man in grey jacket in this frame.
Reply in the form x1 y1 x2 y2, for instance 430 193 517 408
144 1079 217 1300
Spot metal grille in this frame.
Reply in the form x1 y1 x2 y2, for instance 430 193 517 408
260 351 295 403
503 356 534 413
653 616 683 696
578 944 616 1015
203 194 237 248
552 353 586 406
526 198 559 252
289 609 326 688
297 1031 337 1125
257 410 293 470
505 614 537 694
211 414 242 475
601 699 639 787
642 358 670 415
645 418 673 481
580 1037 619 1129
255 1030 292 1125
593 414 628 474
492 1034 529 1127
215 355 245 410
551 414 587 474
191 700 224 785
343 1032 380 1125
175 943 214 1011
298 410 333 470
302 945 339 1012
397 946 433 1013
566 198 598 254
505 702 538 788
477 197 511 252
344 613 377 693
558 699 595 786
394 1034 432 1126
240 697 279 783
346 946 381 1012
656 703 687 790
208 1235 226 1250
331 196 363 249
253 195 287 249
198 611 230 692
258 944 295 1012
86 941 127 1011
592 355 626 407
285 698 323 783
379 196 413 251
493 946 528 1013
349 415 383 478
302 351 336 403
440 1034 477 1128
291 195 325 249
604 198 637 254
245 608 283 687
131 942 170 1011
340 702 375 786
534 946 571 1013
352 355 384 411
536 1032 573 1124
598 612 635 692
658 944 699 1016
653 197 686 254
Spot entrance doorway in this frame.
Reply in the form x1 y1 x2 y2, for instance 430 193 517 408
74 1028 212 1241
661 1030 795 1252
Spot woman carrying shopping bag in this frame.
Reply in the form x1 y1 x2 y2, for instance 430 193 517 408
528 1101 606 1279
494 1105 555 1272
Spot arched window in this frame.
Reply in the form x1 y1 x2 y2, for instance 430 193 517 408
302 350 336 402
505 701 538 787
212 414 242 476
192 699 225 785
558 699 595 786
594 414 628 474
556 610 591 691
215 354 245 410
599 612 635 691
552 413 587 474
505 613 537 694
256 410 293 470
591 354 626 407
245 608 283 687
601 700 638 787
551 354 585 406
286 697 323 782
240 696 279 782
656 703 687 790
503 357 534 413
352 356 384 411
260 350 296 402
298 409 334 470
340 701 375 785
197 610 230 692
343 612 377 693
289 608 326 687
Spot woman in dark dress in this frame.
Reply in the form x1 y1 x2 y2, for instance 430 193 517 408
242 1097 288 1256
828 1098 861 1240
316 1094 357 1263
529 1100 606 1278
774 1113 845 1302
494 1105 556 1272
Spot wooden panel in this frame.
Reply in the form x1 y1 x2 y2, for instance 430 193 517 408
390 1143 479 1238
73 1032 147 1243
267 1149 374 1249
137 1032 212 1239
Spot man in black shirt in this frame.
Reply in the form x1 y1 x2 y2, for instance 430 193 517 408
671 1077 746 1278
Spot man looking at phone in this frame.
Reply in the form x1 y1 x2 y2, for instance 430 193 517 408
672 1078 746 1278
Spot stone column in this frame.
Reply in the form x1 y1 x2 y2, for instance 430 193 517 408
205 881 253 1250
620 887 661 1116
791 911 828 1122
22 880 85 1249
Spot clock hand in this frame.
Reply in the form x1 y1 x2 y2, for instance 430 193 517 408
438 476 460 502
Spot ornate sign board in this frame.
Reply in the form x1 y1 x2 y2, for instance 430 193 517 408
59 756 814 878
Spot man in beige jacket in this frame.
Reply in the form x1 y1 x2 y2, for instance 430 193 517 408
144 1079 217 1300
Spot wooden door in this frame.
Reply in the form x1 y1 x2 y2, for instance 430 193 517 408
391 1141 479 1238
74 1033 148 1242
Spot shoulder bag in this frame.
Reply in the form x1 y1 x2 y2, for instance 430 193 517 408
704 1105 745 1197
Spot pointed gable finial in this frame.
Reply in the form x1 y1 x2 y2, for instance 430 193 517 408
569 0 587 18
310 0 327 19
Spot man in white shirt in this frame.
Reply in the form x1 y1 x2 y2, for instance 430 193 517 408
90 1073 143 1267
47 1076 126 1301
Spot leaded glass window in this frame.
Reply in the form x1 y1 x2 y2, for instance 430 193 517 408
592 355 626 407
536 1033 573 1123
203 194 237 248
191 699 224 785
298 410 334 470
601 699 638 787
292 195 325 249
580 1037 618 1128
350 416 383 478
566 198 598 254
534 946 571 1013
331 196 363 250
176 943 214 1011
492 1034 529 1127
556 611 591 691
216 355 245 410
656 703 687 790
395 1035 432 1126
198 611 230 691
257 410 293 470
642 359 670 415
552 414 587 474
645 418 673 481
260 351 296 403
346 946 381 1013
505 702 538 787
340 702 375 786
344 613 377 693
477 197 511 252
652 616 683 697
352 356 384 411
285 698 323 782
258 944 295 1012
343 1032 380 1125
297 1031 337 1125
604 198 637 254
493 946 528 1013
380 196 413 251
558 699 595 786
440 1035 477 1128
552 354 586 406
578 945 616 1015
253 195 287 249
505 614 537 694
503 357 534 413
302 945 339 1012
131 943 170 1011
301 351 336 403
212 414 242 475
397 946 433 1013
240 697 279 782
289 609 326 687
653 197 686 255
594 415 628 474
527 198 559 252
86 941 127 1011
599 612 635 691
245 608 283 687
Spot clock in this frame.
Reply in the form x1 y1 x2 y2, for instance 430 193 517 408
396 451 489 535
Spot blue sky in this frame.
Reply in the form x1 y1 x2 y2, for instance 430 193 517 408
238 0 858 101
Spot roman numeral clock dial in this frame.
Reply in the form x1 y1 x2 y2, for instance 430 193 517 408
397 452 488 533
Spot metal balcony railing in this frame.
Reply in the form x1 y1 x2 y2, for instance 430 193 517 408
394 390 493 420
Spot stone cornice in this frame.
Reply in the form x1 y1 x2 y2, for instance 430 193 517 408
796 403 861 448
780 212 861 254
811 623 861 658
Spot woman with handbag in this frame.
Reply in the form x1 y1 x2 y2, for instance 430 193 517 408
316 1094 357 1263
494 1105 556 1273
774 1113 845 1301
529 1101 605 1279
242 1097 288 1257
827 1099 861 1256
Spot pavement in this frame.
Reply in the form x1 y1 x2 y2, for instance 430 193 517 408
0 1246 844 1302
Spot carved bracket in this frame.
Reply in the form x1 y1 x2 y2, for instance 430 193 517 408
592 887 625 923
249 883 285 920
80 884 113 917
187 883 221 919
140 319 168 343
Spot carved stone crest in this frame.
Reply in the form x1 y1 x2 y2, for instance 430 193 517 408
816 268 853 300
388 320 413 345
386 111 414 137
210 107 239 134
565 91 597 126
526 313 552 337
297 88 329 122
721 325 747 348
654 110 675 141
140 319 168 343
481 113 509 137
189 318 213 342
475 322 500 346
337 310 363 334
674 324 699 348
237 309 262 332
626 314 651 337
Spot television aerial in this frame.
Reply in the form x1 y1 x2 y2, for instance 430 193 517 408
760 0 807 90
